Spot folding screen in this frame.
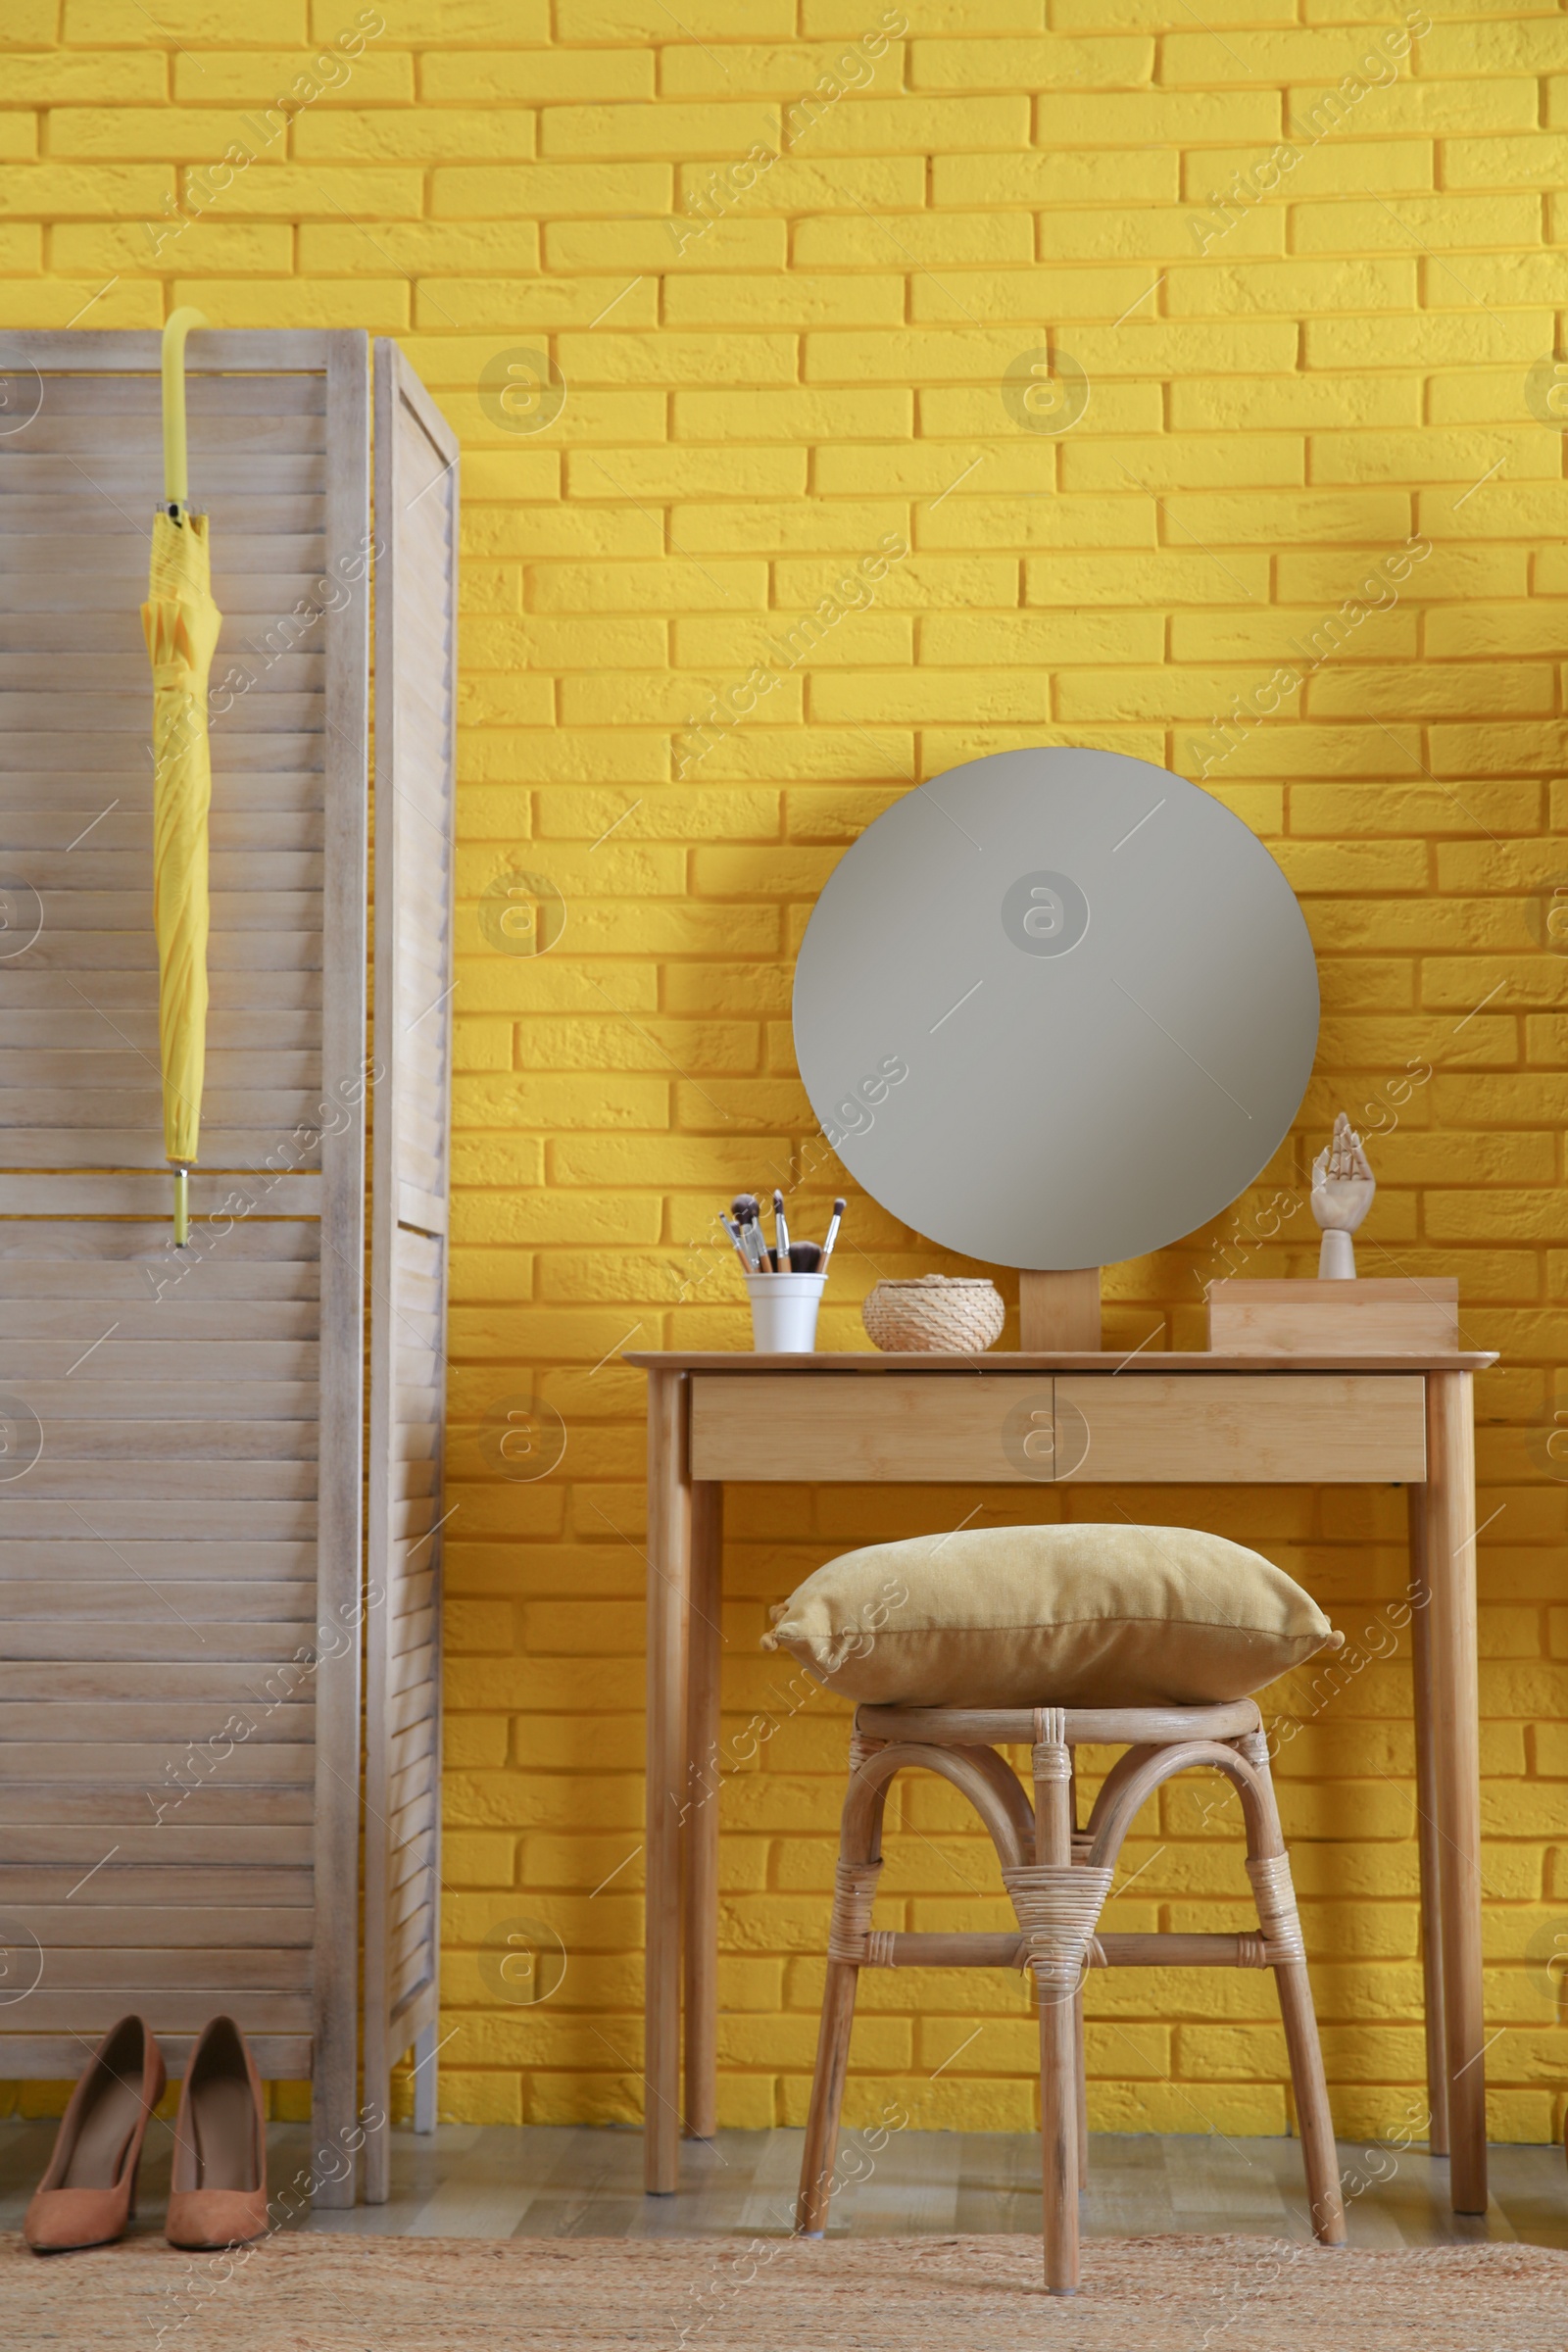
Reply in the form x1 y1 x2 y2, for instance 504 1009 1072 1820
0 326 451 2208
362 342 459 2200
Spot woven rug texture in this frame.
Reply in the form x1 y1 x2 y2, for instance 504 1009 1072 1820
6 2230 1567 2351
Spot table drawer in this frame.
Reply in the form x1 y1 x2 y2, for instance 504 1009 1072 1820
1054 1374 1426 1484
689 1374 1061 1483
689 1371 1428 1485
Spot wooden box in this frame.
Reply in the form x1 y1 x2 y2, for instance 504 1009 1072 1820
1206 1277 1459 1354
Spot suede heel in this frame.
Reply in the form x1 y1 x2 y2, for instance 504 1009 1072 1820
165 2016 269 2251
24 2016 167 2254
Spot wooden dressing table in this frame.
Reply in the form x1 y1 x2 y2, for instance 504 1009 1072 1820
626 1346 1496 2215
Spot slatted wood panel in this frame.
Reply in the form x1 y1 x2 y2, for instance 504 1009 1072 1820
0 333 368 2195
363 341 458 2197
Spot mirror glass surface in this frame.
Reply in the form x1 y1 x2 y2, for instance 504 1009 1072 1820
792 748 1319 1270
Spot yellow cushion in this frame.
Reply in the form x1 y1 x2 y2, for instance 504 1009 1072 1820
761 1524 1340 1708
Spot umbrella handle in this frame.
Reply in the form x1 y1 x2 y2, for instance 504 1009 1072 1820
161 308 209 511
172 1165 190 1248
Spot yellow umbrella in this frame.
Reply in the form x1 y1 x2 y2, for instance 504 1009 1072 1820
141 309 221 1246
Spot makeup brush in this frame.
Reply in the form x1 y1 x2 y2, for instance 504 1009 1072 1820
819 1198 846 1274
731 1194 769 1273
788 1241 822 1273
719 1215 753 1273
772 1189 791 1272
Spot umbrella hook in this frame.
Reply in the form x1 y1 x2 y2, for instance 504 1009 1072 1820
161 306 209 523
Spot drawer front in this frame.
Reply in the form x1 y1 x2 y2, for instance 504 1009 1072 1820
689 1374 1060 1483
1054 1374 1426 1484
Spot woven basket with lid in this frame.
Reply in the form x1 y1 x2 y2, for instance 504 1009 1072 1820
861 1276 1005 1353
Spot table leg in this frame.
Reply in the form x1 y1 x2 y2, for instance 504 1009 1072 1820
1425 1372 1487 2214
1034 1723 1081 2293
645 1370 693 2194
1406 1483 1449 2157
684 1480 723 2142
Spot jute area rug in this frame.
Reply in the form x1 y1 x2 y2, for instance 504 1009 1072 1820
6 2230 1567 2350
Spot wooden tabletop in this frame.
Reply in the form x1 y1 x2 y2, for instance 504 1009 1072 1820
623 1349 1498 1374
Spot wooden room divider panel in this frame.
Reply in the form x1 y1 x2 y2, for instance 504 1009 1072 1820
363 341 459 2199
0 329 369 2203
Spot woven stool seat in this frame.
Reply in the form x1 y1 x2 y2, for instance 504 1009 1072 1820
858 1698 1261 1746
795 1695 1346 2296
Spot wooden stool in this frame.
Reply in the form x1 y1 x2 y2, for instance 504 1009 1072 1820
796 1699 1347 2293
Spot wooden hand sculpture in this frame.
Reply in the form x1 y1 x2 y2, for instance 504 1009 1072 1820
1310 1111 1375 1278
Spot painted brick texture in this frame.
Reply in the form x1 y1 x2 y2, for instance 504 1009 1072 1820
2 0 1565 2147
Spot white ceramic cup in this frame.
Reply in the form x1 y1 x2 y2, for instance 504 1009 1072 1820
744 1270 827 1352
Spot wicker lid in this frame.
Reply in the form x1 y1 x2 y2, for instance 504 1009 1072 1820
875 1275 994 1289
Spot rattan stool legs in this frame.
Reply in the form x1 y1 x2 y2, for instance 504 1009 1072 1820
795 1701 1346 2295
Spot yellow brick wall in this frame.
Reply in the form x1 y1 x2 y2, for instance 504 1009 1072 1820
4 0 1566 2147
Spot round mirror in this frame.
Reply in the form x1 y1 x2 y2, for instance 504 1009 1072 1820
792 747 1319 1271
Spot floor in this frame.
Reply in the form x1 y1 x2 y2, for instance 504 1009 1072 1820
2 2121 1563 2250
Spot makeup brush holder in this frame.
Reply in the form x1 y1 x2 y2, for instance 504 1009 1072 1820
745 1271 827 1353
